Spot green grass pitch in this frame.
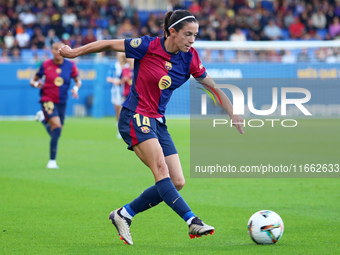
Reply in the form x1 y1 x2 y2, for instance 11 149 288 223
0 118 339 254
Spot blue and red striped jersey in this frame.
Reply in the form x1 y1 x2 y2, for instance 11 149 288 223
36 59 79 103
123 36 207 118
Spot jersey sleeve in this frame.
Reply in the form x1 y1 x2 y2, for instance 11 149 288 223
70 62 79 78
124 35 153 60
36 61 45 78
189 48 207 79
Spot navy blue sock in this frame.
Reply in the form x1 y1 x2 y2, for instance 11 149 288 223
156 177 195 221
42 120 52 136
50 127 61 160
128 185 163 215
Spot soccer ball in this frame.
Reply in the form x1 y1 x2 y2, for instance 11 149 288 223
247 210 284 244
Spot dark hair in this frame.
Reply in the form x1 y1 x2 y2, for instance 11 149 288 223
163 10 197 38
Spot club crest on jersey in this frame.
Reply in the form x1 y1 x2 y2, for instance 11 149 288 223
165 61 172 70
56 68 62 74
54 77 64 87
158 75 171 90
141 126 150 133
130 38 142 48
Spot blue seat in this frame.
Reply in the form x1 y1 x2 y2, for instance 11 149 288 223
261 0 274 12
317 29 328 39
223 50 236 61
21 49 33 60
281 29 290 40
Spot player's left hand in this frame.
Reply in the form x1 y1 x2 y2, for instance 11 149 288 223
71 87 79 99
231 115 245 134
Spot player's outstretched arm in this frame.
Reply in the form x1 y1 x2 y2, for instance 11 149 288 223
197 74 244 134
58 39 125 59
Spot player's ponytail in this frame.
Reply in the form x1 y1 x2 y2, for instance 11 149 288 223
163 11 174 38
163 10 197 38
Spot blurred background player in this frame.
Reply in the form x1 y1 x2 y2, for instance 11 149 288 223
106 52 125 138
30 42 82 169
120 57 133 102
106 53 133 138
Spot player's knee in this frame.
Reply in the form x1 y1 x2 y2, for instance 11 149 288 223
173 178 185 191
156 159 169 178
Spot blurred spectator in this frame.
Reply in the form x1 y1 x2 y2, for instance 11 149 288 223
297 49 311 63
189 0 202 15
50 13 65 38
10 48 22 62
249 17 263 41
61 33 72 46
62 7 77 30
289 17 305 39
230 28 247 41
125 0 137 19
267 50 281 62
304 18 317 39
0 49 10 63
31 27 46 49
18 8 37 26
102 29 113 40
108 19 118 38
45 0 56 17
15 0 29 14
263 19 282 40
32 2 45 20
4 31 15 49
335 1 340 16
145 14 161 37
117 18 137 38
281 50 297 64
82 28 96 45
283 10 295 29
199 27 214 40
312 9 327 29
45 29 60 49
329 17 340 39
226 18 237 35
315 48 327 62
325 48 337 63
231 50 252 63
299 10 309 28
326 5 336 28
15 27 30 48
0 11 11 27
70 20 82 36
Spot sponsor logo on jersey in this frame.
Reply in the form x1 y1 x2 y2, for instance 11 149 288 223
54 77 64 86
141 126 150 133
56 68 62 74
158 75 171 90
165 61 172 70
130 38 142 48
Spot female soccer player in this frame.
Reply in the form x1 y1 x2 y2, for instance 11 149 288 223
59 10 244 245
30 42 82 169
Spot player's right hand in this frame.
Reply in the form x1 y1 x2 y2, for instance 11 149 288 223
231 115 245 134
58 45 76 59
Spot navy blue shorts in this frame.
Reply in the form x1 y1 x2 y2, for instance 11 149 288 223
41 102 66 125
118 107 177 157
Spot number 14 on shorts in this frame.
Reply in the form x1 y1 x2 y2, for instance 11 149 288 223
133 113 150 127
